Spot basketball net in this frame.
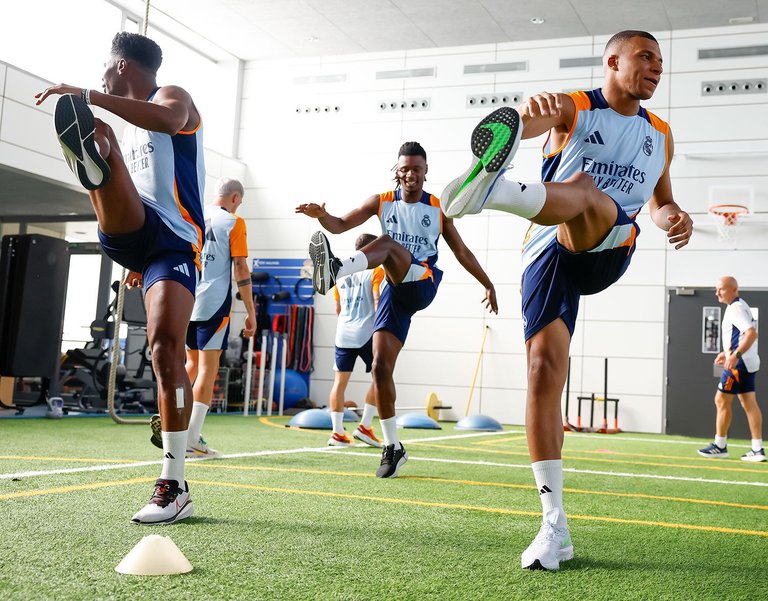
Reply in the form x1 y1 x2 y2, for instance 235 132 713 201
708 204 749 242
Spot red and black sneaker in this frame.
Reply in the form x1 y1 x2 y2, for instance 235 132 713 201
131 479 194 525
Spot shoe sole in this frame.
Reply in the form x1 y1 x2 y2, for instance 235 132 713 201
150 414 162 449
353 429 383 448
54 94 110 190
440 106 522 218
523 544 574 571
186 449 221 459
309 231 334 295
328 439 352 447
741 455 767 462
132 499 194 525
697 451 729 458
376 450 408 478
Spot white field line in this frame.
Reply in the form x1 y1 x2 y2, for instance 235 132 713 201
321 450 768 488
564 432 751 448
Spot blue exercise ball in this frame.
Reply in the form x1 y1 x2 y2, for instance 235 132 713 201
272 369 308 409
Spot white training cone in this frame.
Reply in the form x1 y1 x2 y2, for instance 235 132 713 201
115 535 193 576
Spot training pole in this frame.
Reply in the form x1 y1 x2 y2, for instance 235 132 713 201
266 335 278 416
242 334 255 416
464 325 490 416
256 330 268 416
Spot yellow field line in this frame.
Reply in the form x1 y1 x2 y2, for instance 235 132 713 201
0 455 135 464
0 477 153 500
3 475 766 537
187 462 768 511
188 479 768 538
411 442 768 474
473 435 528 447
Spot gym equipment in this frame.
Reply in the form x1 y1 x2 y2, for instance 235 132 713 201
397 392 451 421
288 408 332 429
464 325 489 416
396 412 441 429
322 406 359 422
456 414 503 431
243 334 255 416
115 535 192 576
272 369 308 409
0 234 70 409
564 357 621 434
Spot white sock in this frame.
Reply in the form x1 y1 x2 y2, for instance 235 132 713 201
187 401 209 446
336 251 368 278
715 436 727 448
330 411 345 435
484 179 547 219
380 416 400 448
360 403 377 428
532 460 566 526
160 430 187 484
752 438 763 452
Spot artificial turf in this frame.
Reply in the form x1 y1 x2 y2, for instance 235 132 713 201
1 415 766 600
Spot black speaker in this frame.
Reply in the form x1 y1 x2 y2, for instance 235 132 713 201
0 234 71 378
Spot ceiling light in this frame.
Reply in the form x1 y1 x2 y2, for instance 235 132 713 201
530 17 545 25
307 35 319 42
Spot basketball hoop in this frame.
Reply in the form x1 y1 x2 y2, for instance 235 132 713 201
708 203 749 242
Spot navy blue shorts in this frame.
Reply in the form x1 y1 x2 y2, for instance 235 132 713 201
522 200 638 341
334 338 373 372
186 313 231 351
718 367 757 395
373 261 442 344
98 204 198 295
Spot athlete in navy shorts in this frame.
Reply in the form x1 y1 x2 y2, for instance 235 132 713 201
296 142 498 478
441 31 694 570
36 32 205 525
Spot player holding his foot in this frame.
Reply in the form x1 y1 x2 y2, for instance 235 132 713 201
35 32 204 524
327 234 385 449
698 276 764 462
183 178 256 457
296 142 497 477
441 31 693 570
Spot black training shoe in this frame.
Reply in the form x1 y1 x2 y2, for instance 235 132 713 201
376 443 408 478
149 414 162 449
54 94 110 190
308 231 341 295
440 106 522 218
131 479 194 524
697 442 729 458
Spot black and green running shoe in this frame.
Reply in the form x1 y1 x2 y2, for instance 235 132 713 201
440 107 522 218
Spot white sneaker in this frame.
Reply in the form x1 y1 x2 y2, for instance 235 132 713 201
186 436 220 458
440 106 522 218
521 509 574 571
131 479 193 525
741 448 766 462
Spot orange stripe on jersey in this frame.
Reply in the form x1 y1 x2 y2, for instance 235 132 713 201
427 193 444 233
418 261 434 282
173 180 203 267
647 110 670 172
616 225 638 251
215 315 230 334
378 191 395 218
229 215 248 258
333 286 340 302
372 266 385 292
542 91 590 159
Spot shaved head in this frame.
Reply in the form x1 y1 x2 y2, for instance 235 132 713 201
604 30 658 58
718 275 738 291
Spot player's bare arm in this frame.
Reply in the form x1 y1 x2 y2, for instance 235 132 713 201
295 194 379 234
442 218 498 314
35 84 197 134
647 130 693 249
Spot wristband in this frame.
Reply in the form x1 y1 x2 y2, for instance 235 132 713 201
735 350 742 359
82 88 91 105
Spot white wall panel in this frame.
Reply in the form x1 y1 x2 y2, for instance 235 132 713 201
237 23 768 435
